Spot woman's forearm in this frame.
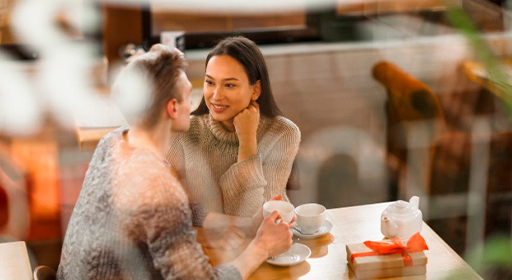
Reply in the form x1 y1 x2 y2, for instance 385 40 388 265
237 135 258 162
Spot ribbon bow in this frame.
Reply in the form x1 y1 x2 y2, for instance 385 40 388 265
350 232 429 267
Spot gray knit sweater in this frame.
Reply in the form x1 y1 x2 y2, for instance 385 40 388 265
166 114 301 218
57 127 241 280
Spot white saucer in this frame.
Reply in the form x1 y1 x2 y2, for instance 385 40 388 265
266 243 311 266
291 220 333 240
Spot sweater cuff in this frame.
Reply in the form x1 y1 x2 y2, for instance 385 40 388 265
190 201 208 227
219 154 267 195
216 264 243 280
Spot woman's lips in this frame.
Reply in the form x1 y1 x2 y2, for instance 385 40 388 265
211 103 229 113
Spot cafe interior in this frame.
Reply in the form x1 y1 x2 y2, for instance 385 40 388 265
1 0 512 279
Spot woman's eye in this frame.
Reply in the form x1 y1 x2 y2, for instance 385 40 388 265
225 83 236 88
205 80 214 86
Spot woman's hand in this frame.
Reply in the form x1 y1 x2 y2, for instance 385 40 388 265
233 101 260 162
233 101 260 139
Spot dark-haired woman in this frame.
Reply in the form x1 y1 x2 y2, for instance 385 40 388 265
167 37 300 218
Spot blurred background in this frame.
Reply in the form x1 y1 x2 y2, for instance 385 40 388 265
1 0 512 278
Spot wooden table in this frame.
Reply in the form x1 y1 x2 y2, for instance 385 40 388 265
0 241 32 280
75 126 120 151
201 202 482 280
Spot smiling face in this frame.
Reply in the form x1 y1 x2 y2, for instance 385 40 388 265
203 55 260 130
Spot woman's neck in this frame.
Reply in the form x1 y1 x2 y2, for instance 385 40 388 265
220 120 236 132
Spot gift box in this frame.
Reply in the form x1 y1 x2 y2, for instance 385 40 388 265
346 232 429 279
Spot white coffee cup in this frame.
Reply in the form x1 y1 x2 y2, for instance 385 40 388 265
295 203 326 234
263 201 294 223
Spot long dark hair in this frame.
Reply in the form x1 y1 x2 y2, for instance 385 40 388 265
192 36 282 117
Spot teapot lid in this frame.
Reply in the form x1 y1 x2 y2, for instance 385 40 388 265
388 200 414 214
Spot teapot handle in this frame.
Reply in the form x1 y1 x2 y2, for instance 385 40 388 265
409 196 419 209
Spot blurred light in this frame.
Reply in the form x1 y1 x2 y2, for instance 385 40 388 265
10 0 105 130
111 63 152 125
0 54 42 136
11 0 68 53
38 44 104 129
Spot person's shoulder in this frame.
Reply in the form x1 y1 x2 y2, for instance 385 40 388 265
267 116 301 140
273 116 299 130
88 126 128 167
95 125 128 149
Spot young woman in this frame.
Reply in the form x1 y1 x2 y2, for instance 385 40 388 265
167 37 301 218
57 45 293 280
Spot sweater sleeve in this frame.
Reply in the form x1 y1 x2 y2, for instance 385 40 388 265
166 134 186 182
166 134 207 227
219 155 267 216
127 177 242 280
219 122 301 217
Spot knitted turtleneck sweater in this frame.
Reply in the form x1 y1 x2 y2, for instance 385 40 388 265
57 127 241 280
166 114 301 218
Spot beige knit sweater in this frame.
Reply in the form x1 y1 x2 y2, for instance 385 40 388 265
166 114 301 218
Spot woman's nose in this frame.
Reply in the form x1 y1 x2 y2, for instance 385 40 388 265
212 86 223 100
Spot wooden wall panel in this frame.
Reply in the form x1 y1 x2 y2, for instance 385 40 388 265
151 11 305 34
102 5 142 65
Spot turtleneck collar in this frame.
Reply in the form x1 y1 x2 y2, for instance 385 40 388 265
206 114 269 144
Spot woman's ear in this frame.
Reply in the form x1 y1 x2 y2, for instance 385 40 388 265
166 99 178 119
251 80 261 101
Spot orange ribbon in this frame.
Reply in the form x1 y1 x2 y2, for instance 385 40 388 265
350 232 429 267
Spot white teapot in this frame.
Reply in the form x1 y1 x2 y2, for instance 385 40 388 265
381 196 423 239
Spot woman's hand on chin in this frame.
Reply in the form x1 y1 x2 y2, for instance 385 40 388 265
233 101 260 140
234 101 260 162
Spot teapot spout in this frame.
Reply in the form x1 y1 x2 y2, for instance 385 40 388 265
381 215 398 238
409 196 419 209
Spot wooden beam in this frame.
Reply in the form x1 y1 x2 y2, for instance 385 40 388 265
102 4 142 66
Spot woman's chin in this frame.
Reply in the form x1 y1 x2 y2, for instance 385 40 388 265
210 112 231 122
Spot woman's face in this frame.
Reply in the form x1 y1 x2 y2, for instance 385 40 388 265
203 55 260 129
